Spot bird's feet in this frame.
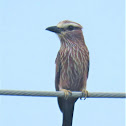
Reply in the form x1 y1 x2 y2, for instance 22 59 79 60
81 89 88 100
61 89 72 100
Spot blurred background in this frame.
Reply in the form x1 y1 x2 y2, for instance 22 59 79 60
0 0 125 126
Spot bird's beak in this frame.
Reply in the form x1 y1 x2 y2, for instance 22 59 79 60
46 26 61 34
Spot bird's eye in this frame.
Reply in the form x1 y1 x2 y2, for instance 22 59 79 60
68 25 74 30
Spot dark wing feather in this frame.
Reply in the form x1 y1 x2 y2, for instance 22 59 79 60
55 51 61 91
87 58 90 78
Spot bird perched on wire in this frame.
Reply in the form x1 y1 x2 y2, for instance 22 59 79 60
46 20 89 126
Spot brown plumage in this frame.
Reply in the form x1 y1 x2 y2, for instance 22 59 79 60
46 20 89 126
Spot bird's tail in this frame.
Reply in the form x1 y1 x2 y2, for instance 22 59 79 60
58 98 78 126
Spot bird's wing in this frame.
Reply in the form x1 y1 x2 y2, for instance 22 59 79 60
87 58 90 78
55 51 61 91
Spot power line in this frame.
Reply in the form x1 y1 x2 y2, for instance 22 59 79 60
0 89 125 98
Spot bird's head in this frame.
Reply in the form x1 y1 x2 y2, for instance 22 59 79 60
46 20 84 46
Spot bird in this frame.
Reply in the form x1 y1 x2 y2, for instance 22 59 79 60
46 20 89 126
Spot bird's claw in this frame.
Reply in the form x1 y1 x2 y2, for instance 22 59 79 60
80 89 88 100
61 89 72 100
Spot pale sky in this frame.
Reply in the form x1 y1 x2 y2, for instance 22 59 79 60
0 0 125 126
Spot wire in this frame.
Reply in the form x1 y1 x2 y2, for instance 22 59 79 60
0 89 125 98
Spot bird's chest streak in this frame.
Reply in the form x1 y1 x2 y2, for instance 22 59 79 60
59 48 86 91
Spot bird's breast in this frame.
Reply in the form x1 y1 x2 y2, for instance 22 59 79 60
59 47 87 91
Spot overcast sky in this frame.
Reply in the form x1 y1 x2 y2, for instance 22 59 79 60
0 0 125 126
